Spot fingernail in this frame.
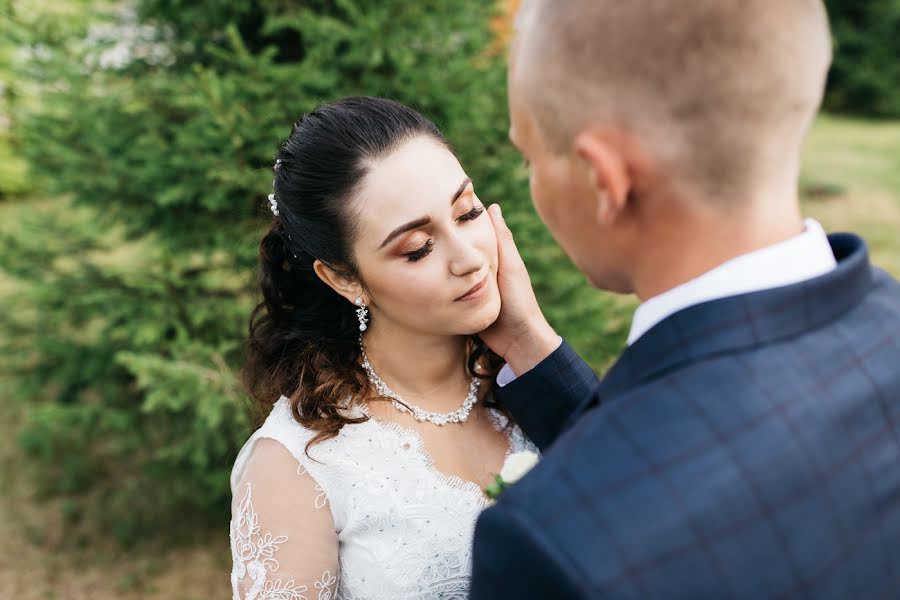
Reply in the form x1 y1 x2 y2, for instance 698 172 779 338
490 204 503 218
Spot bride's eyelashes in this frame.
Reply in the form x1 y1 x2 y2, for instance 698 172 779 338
403 204 485 262
406 239 434 262
456 206 485 222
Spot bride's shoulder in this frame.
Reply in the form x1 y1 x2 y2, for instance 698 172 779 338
230 395 365 491
231 397 302 485
256 394 316 435
486 406 541 456
249 395 318 447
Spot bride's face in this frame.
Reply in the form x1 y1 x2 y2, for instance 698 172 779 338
351 136 500 337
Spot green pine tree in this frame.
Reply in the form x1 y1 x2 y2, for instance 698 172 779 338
823 0 900 117
2 0 625 544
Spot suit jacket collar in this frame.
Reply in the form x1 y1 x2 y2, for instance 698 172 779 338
593 233 875 401
627 219 837 346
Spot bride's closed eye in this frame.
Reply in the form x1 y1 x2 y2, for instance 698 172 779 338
405 239 434 262
456 206 484 222
404 204 485 262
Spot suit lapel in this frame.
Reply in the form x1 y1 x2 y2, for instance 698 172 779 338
581 233 875 410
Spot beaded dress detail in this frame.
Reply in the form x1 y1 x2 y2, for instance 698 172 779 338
230 395 538 599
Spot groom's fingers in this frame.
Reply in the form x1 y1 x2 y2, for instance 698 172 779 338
488 204 512 242
488 204 526 274
482 203 556 368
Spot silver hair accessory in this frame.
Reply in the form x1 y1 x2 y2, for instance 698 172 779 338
268 158 283 217
355 296 369 332
268 158 297 258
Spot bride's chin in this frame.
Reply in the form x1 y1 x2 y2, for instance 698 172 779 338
455 298 501 335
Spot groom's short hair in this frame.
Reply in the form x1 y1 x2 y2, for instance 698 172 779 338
513 0 832 199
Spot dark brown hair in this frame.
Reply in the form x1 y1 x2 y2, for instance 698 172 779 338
242 97 505 452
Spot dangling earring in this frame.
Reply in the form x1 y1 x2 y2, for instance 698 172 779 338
355 296 369 332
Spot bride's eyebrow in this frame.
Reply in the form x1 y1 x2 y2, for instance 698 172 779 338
379 216 431 249
450 177 472 205
378 177 473 249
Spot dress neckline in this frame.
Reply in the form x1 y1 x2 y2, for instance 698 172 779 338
273 394 518 507
356 403 514 508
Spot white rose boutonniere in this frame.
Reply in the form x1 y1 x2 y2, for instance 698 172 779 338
484 450 539 502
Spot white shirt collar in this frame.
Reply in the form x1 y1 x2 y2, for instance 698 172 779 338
627 218 837 346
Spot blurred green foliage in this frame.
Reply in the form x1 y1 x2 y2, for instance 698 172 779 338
824 0 900 117
0 0 30 197
3 0 896 545
0 0 625 544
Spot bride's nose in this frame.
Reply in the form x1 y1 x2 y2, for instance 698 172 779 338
448 234 484 277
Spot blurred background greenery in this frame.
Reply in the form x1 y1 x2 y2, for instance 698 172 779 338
0 0 897 597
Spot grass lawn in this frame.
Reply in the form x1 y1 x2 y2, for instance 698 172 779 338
0 113 897 598
800 114 900 276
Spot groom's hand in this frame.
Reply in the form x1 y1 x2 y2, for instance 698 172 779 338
480 204 559 377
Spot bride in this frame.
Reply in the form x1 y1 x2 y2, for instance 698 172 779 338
230 96 539 599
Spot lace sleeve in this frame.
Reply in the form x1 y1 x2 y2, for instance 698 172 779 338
230 437 339 600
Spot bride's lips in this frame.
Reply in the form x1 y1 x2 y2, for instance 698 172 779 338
455 274 490 302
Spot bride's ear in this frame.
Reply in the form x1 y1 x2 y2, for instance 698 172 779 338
313 259 365 305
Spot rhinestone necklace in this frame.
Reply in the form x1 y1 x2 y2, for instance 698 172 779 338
359 344 480 426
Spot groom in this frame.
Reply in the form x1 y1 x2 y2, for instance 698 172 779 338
472 0 900 598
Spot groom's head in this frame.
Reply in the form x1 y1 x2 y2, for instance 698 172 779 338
508 0 832 294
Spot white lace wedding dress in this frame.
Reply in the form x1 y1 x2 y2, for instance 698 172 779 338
229 394 538 600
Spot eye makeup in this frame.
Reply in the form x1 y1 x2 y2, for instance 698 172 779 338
405 239 434 262
379 177 473 250
402 202 485 262
456 205 484 222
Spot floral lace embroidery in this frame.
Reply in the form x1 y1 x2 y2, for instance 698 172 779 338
314 571 338 600
230 481 335 600
231 397 540 599
298 464 329 510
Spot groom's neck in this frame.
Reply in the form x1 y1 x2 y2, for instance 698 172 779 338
627 187 806 303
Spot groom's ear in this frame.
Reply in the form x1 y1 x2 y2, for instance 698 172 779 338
573 130 632 226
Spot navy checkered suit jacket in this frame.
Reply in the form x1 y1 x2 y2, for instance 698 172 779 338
470 233 900 599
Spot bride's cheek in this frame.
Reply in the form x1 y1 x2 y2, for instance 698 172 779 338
401 270 442 307
476 219 499 266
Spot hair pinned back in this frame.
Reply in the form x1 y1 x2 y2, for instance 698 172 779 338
243 97 504 453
